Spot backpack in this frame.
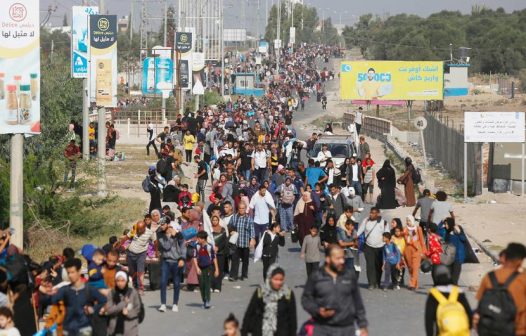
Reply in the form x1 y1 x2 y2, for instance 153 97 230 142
196 244 213 268
142 176 151 193
281 185 295 204
429 286 470 336
412 167 422 184
477 271 519 336
440 242 457 266
156 158 169 177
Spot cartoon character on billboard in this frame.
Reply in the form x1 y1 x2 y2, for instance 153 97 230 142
357 67 392 100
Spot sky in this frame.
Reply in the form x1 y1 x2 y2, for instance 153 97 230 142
41 0 525 33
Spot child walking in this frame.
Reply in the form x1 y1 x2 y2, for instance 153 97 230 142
300 226 322 277
193 231 219 309
391 226 407 287
382 232 402 290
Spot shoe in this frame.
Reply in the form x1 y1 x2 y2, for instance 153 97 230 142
172 304 179 312
158 304 166 312
193 288 200 293
138 289 145 296
204 301 211 309
228 277 237 282
213 289 221 293
395 285 401 290
368 286 375 291
382 287 387 292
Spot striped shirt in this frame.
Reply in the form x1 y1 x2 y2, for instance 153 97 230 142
229 214 255 248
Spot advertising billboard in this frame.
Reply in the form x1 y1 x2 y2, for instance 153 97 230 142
464 112 525 143
340 61 444 101
175 32 192 53
142 57 174 95
192 52 205 95
72 6 98 78
89 15 117 107
0 0 41 134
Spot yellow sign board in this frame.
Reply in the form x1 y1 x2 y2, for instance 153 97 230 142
340 61 444 100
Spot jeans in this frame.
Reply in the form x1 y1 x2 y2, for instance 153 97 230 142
254 223 268 246
242 169 251 181
344 257 355 274
306 262 318 277
198 267 212 303
230 247 250 279
350 180 362 196
254 167 268 185
185 149 193 162
160 260 182 305
279 204 294 231
64 160 77 188
363 244 383 287
196 179 207 203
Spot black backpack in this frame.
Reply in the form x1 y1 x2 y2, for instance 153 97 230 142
412 167 422 184
138 294 145 324
156 158 169 177
477 271 519 336
142 176 151 193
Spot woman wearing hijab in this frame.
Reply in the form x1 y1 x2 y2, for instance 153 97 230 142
241 265 297 336
376 160 398 209
404 215 427 290
293 192 318 246
320 214 339 248
246 177 260 200
105 271 141 336
397 157 416 207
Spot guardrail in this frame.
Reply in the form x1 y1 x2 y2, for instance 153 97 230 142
113 110 166 137
343 113 392 139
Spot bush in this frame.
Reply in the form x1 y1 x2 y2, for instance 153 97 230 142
518 69 526 93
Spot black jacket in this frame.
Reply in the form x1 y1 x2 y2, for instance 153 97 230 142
301 266 367 329
241 288 297 336
262 233 285 258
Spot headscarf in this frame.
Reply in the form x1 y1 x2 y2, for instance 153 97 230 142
113 271 130 304
262 264 289 336
293 191 311 216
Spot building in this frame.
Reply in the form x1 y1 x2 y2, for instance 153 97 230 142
444 63 470 97
118 16 129 32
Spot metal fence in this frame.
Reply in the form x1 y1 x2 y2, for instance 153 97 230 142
424 112 482 196
342 113 392 139
113 109 166 137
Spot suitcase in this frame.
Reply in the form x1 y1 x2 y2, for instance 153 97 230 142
148 262 161 291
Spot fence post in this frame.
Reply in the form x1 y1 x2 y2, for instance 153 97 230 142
138 109 141 137
127 118 130 138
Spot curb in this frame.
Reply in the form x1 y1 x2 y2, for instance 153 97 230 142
463 228 500 265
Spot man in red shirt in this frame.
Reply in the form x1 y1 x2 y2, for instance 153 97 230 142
64 139 81 190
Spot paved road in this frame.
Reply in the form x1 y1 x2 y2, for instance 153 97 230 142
139 58 479 335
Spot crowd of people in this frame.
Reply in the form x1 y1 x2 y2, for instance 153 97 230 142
1 43 525 336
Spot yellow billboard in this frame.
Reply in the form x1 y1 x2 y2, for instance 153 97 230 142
340 61 444 100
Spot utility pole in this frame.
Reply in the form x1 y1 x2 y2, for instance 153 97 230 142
276 0 280 72
220 0 225 97
161 0 167 124
82 0 91 161
97 0 107 197
10 134 23 249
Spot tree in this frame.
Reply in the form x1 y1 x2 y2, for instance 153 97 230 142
265 3 320 45
62 13 68 27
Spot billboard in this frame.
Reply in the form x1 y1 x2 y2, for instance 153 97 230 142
464 112 525 143
0 0 41 134
175 32 192 53
192 52 205 95
72 6 98 78
89 15 118 107
340 61 444 101
142 57 174 95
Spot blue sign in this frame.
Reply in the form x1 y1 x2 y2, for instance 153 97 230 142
142 57 174 95
71 6 98 78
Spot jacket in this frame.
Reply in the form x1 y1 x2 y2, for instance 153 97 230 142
241 288 297 336
327 193 348 219
262 232 285 258
158 230 187 263
301 267 368 329
446 229 467 264
346 163 364 184
106 287 141 336
50 284 107 335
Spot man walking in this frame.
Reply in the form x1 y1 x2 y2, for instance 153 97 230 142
146 123 159 157
302 244 368 336
228 203 256 281
125 221 157 295
355 107 363 135
63 139 81 190
412 189 435 239
278 177 296 232
357 207 389 290
328 184 348 220
347 155 363 196
157 219 186 313
249 185 276 244
358 136 370 161
194 155 208 202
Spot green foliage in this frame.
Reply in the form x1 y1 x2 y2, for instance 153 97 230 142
518 69 526 92
342 8 526 74
204 90 223 106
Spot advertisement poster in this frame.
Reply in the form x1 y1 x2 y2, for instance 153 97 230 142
71 6 98 78
464 112 525 143
89 15 117 107
340 61 444 101
141 56 174 95
175 32 192 53
179 60 189 88
192 52 205 95
0 0 41 134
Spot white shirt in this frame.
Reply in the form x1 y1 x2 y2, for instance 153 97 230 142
316 150 332 167
249 192 275 225
253 150 268 169
355 111 363 125
351 164 359 181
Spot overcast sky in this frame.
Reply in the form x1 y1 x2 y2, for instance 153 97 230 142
42 0 525 32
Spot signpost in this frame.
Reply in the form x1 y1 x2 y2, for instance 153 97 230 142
414 116 428 168
464 112 526 199
0 0 41 248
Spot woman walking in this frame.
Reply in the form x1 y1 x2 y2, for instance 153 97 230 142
443 218 466 285
241 265 297 336
397 157 416 207
211 215 227 293
293 192 317 246
376 160 398 209
105 271 141 336
404 215 427 290
362 156 375 203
